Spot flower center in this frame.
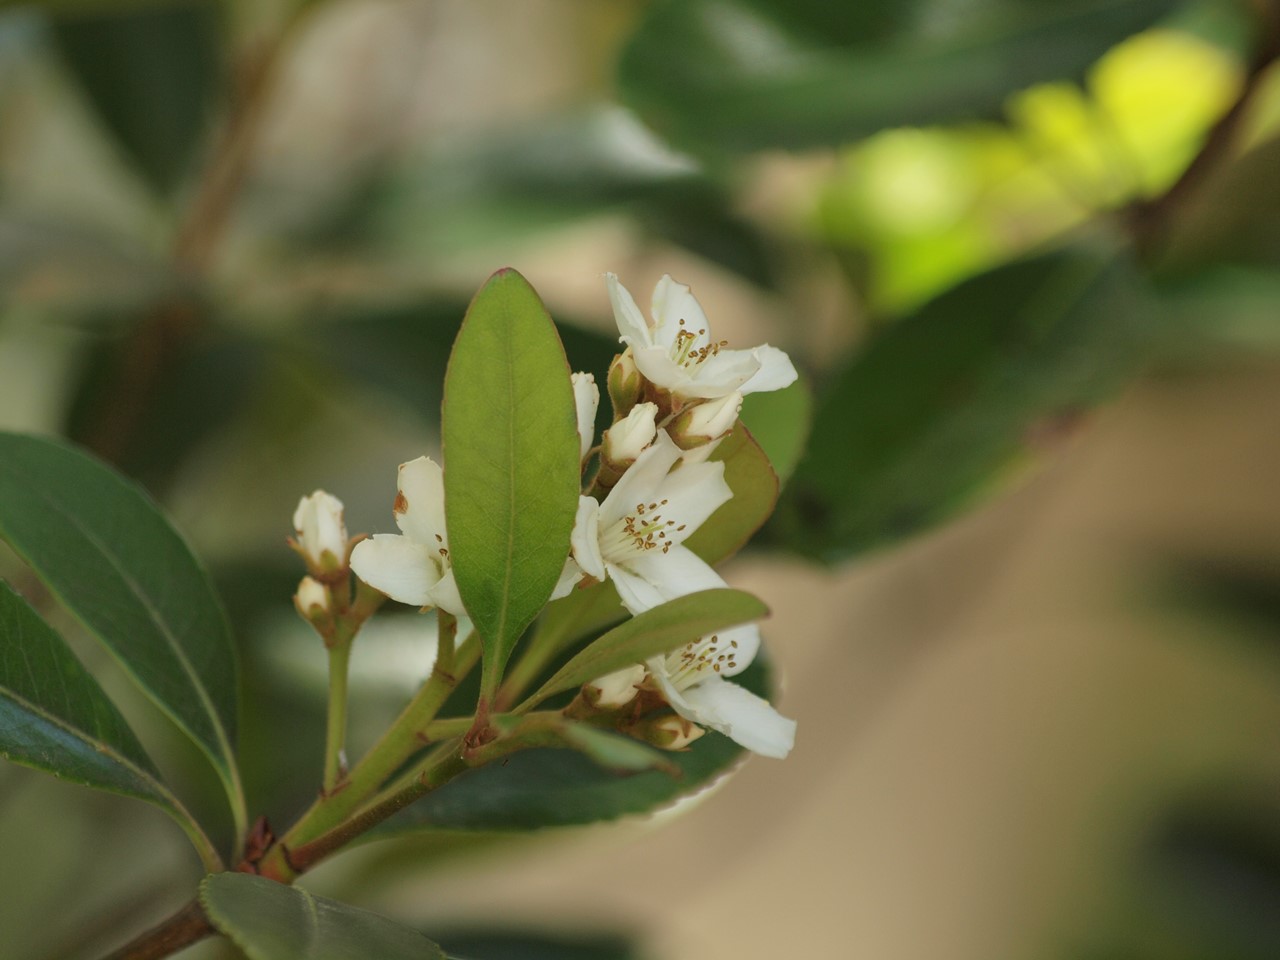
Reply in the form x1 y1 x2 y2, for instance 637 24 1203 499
671 318 728 369
603 498 691 557
668 633 740 687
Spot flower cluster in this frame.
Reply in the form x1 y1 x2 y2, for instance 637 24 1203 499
561 274 797 759
318 273 797 759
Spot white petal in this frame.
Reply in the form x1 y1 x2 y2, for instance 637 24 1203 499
649 275 712 352
571 372 600 463
630 344 697 394
551 557 584 600
394 457 447 548
684 347 763 399
674 674 796 758
597 431 684 530
428 567 467 618
570 496 607 581
608 561 669 614
624 544 727 604
606 273 653 347
739 344 798 395
351 534 442 606
646 459 731 544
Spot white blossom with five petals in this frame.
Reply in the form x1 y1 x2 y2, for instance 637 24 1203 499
605 273 797 401
349 457 467 617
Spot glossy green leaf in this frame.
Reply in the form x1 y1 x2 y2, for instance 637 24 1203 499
618 0 1180 152
776 245 1153 561
524 588 767 707
442 270 581 701
683 424 779 564
0 581 220 865
51 2 221 195
0 433 244 834
374 656 770 832
201 873 446 960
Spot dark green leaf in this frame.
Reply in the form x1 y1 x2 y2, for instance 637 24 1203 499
524 588 767 707
0 581 223 865
739 377 812 485
442 270 581 701
201 873 446 960
0 433 243 832
618 0 1181 152
51 2 221 194
0 580 164 802
683 424 779 564
374 655 770 832
775 244 1153 561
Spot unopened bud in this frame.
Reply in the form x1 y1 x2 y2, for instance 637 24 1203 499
571 372 600 464
607 348 643 417
669 392 741 450
294 576 331 619
291 490 348 575
583 664 646 709
602 402 658 466
636 714 705 751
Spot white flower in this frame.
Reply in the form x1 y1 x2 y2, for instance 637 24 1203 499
349 457 466 617
571 371 599 463
602 401 658 466
292 490 348 572
570 431 731 615
606 273 797 401
648 631 796 759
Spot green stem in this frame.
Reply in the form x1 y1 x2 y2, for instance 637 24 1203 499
257 631 481 880
322 639 353 795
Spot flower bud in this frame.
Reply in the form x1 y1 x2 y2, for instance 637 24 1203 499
669 392 742 450
571 371 600 464
602 402 658 466
583 664 646 709
294 575 330 619
292 490 348 575
607 348 643 417
635 714 705 751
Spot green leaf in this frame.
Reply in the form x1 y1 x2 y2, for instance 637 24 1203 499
0 432 244 835
618 0 1181 153
50 2 221 195
374 655 771 832
683 424 779 565
775 244 1153 561
524 588 767 707
0 581 220 866
201 873 446 960
442 269 582 702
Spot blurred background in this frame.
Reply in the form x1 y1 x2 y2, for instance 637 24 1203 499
2 0 1280 957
